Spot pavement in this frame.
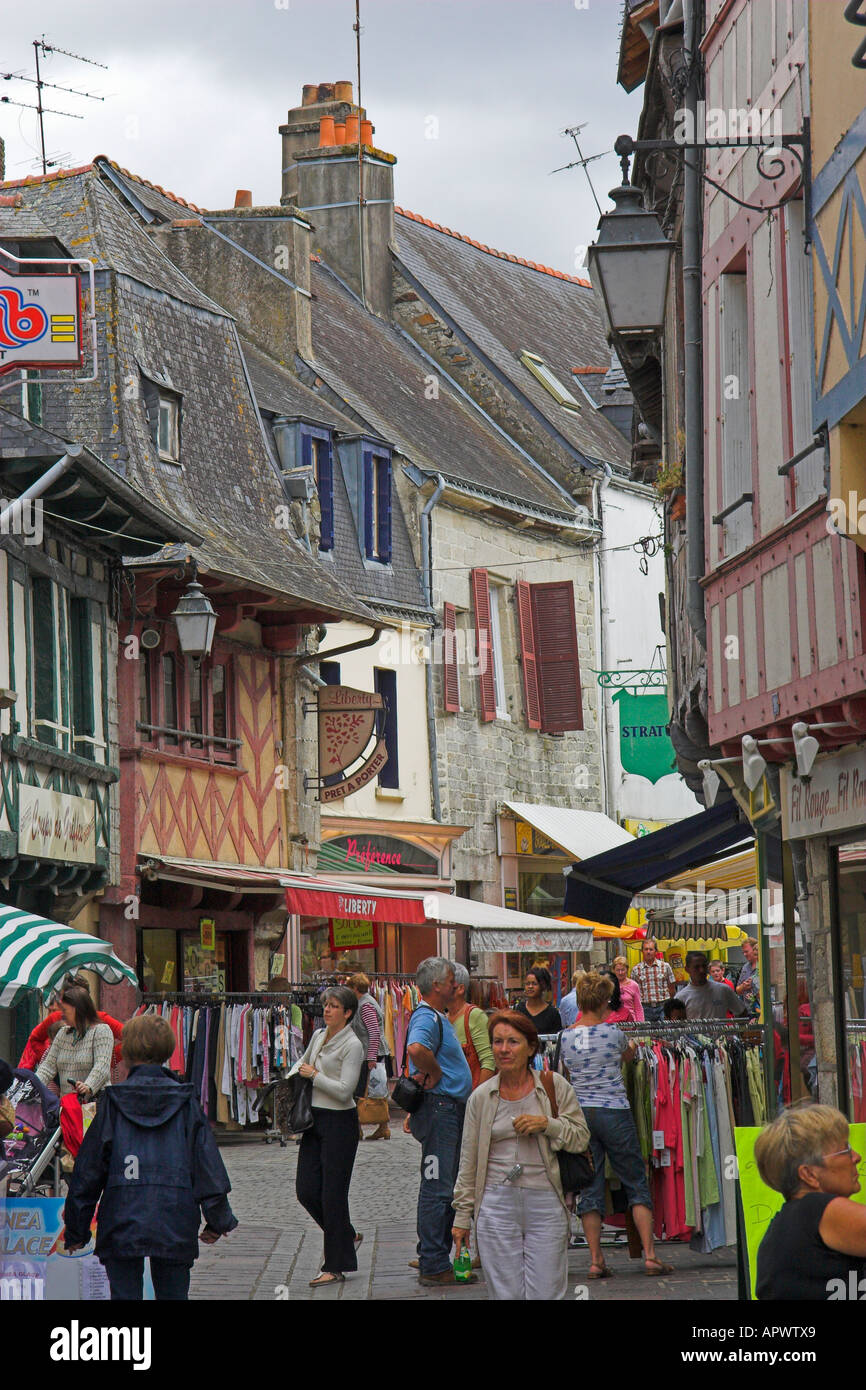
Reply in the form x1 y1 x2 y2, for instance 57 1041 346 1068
191 1119 737 1302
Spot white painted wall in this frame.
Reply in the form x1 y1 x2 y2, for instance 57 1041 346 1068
599 477 700 823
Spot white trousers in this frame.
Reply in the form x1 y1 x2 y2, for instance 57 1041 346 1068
475 1184 569 1301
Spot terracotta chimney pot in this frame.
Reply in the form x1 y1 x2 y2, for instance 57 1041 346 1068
302 85 318 106
317 83 335 102
234 189 252 208
334 122 347 144
345 114 360 143
360 119 373 145
334 81 353 103
319 116 336 147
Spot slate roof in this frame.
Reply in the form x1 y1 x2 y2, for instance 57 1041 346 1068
241 339 428 613
393 210 631 475
307 260 578 520
0 166 375 623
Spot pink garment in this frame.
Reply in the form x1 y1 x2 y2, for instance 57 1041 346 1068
169 1006 185 1074
618 978 645 1022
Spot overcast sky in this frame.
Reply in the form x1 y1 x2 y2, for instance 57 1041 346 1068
2 0 641 272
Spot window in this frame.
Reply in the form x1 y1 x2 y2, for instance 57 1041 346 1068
319 661 341 686
363 447 392 563
29 576 106 758
784 201 823 509
157 394 180 462
515 578 584 733
519 351 582 412
470 569 509 722
21 370 42 426
298 427 334 552
68 596 94 750
31 574 58 747
139 642 236 761
719 273 753 556
374 667 399 788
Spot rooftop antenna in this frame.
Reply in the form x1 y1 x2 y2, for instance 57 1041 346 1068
551 124 608 217
2 36 107 175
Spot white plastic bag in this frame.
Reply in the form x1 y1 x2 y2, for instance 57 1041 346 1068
367 1061 388 1099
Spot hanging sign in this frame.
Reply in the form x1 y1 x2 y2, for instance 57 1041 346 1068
0 264 82 375
317 685 388 802
329 918 378 952
781 746 866 839
613 690 675 784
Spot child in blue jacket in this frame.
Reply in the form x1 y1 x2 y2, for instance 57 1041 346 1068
64 1013 238 1300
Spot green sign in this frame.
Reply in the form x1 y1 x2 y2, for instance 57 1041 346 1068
613 690 675 784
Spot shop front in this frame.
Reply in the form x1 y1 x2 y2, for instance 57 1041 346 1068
292 817 466 977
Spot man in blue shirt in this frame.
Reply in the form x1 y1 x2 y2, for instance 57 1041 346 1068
406 956 475 1286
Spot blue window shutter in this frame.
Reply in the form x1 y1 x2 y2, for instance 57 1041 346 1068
363 449 374 559
377 455 392 563
300 431 313 470
318 438 334 551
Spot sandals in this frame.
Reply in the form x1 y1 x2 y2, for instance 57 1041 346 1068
309 1272 345 1287
644 1257 674 1276
587 1262 613 1279
354 1233 363 1248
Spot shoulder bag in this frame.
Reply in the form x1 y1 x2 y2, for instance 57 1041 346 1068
539 1071 594 1195
392 1006 443 1114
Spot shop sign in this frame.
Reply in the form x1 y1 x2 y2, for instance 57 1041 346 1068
317 685 388 802
18 785 96 864
504 888 518 910
623 818 669 838
514 820 555 855
0 1197 128 1299
613 691 675 784
781 745 866 839
318 834 439 876
0 263 83 375
329 917 378 952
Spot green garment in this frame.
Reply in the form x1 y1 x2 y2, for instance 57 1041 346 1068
746 1047 767 1124
453 1005 494 1074
696 1064 720 1208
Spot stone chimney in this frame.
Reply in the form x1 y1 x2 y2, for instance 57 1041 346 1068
279 82 396 318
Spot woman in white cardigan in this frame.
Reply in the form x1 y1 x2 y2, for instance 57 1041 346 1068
290 986 365 1287
452 1009 589 1300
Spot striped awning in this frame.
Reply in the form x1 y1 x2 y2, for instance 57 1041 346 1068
0 905 138 1008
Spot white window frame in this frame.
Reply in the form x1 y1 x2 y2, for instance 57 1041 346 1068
157 395 180 462
519 351 582 412
488 582 510 720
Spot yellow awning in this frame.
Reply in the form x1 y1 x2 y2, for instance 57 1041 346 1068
556 915 644 941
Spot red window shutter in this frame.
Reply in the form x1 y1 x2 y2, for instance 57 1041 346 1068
442 603 460 713
530 581 584 733
470 568 496 722
515 580 541 729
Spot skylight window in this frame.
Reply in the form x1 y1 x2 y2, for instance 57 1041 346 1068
518 351 581 412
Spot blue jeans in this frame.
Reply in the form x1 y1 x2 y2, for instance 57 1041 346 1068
101 1256 191 1300
578 1107 653 1217
409 1093 465 1276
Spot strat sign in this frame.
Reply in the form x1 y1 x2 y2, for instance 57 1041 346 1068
0 264 82 374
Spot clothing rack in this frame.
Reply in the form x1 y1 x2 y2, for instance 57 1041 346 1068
618 1020 765 1037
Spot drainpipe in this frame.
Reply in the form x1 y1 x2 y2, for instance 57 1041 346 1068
422 474 446 822
683 0 707 648
0 446 82 531
592 480 611 818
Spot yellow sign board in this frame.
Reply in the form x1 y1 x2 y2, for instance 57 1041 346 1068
329 917 376 952
515 819 555 855
735 1124 866 1299
623 818 669 837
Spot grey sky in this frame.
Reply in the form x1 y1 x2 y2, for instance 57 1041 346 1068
2 0 641 271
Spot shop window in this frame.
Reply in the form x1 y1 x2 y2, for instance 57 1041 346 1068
515 579 584 733
834 841 866 1120
374 666 399 788
140 928 179 993
519 871 570 919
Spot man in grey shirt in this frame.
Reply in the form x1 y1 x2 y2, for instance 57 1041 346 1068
675 952 750 1020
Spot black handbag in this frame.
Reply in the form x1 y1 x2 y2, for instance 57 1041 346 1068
287 1074 314 1132
392 1007 443 1115
539 1071 595 1195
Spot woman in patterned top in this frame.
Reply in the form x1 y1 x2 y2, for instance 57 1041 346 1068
558 971 672 1279
36 986 114 1101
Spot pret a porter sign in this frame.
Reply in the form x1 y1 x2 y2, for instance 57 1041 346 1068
316 684 388 802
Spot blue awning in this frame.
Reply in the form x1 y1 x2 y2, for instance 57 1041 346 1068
562 802 754 926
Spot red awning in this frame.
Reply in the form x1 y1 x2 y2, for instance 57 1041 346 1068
283 874 428 925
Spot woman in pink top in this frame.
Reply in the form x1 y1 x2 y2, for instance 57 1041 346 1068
612 957 644 1023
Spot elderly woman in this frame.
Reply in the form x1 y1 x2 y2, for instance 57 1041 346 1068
36 986 114 1101
611 957 644 1022
755 1102 866 1299
559 971 671 1278
452 1009 589 1300
290 986 365 1287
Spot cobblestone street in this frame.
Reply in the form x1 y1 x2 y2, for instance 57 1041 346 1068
191 1121 737 1302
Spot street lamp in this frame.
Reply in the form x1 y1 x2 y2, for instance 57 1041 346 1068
587 175 674 339
171 563 217 662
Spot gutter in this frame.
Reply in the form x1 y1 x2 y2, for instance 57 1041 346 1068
421 473 446 822
683 0 707 648
0 447 81 531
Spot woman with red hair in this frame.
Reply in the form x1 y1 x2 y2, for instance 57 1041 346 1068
452 1009 589 1300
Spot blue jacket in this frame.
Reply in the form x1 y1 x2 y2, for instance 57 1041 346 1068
63 1065 238 1264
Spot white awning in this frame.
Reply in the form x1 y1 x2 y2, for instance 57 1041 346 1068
502 802 635 861
422 892 593 954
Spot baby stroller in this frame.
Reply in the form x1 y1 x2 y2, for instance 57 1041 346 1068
2 1070 63 1197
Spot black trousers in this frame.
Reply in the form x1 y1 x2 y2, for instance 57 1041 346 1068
296 1106 359 1274
102 1257 191 1300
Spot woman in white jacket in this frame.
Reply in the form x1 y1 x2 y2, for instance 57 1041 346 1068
451 1010 589 1300
291 986 365 1287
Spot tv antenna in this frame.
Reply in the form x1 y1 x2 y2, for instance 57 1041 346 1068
1 37 107 175
551 124 609 217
